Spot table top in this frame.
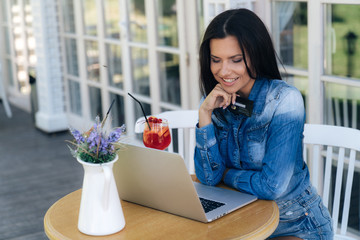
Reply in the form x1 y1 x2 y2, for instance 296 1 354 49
44 188 279 240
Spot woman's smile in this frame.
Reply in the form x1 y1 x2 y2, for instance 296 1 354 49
221 77 239 83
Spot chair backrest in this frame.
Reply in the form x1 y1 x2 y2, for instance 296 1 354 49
134 110 198 174
303 124 360 239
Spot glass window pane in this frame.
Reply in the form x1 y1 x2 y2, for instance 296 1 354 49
28 48 36 66
324 82 360 130
83 0 97 36
109 93 125 127
156 0 178 47
68 80 82 116
217 4 225 13
324 4 360 79
16 63 29 93
1 0 8 22
14 35 24 61
85 40 99 82
131 47 149 96
62 0 76 33
129 0 147 43
159 52 180 105
106 43 123 89
11 1 23 61
134 100 151 120
104 0 120 39
197 0 204 38
272 2 308 69
10 0 18 9
25 1 35 66
65 38 79 76
89 86 102 119
24 0 31 28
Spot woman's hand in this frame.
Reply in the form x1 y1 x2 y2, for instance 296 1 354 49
198 84 237 128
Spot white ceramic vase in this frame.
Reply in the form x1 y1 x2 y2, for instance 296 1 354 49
77 155 125 236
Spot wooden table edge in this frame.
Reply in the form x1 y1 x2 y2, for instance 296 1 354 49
240 201 279 240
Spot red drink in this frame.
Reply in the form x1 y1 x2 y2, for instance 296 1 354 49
143 117 171 150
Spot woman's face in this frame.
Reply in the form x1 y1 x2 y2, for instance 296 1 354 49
210 36 255 97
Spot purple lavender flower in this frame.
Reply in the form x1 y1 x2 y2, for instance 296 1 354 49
68 115 126 163
70 128 85 143
100 137 109 153
87 130 99 150
109 145 115 152
108 128 122 143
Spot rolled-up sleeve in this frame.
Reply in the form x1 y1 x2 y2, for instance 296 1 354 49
194 123 226 186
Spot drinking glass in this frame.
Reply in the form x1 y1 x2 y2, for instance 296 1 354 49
142 117 171 150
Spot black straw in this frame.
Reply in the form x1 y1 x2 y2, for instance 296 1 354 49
127 93 151 130
101 98 116 127
107 99 115 115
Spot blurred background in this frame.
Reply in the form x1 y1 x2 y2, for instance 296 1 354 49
0 0 360 239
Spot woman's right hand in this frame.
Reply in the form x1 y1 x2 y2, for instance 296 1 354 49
198 84 236 128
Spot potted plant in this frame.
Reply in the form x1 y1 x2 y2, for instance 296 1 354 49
67 113 126 236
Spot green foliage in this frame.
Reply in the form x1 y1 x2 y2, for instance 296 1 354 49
78 151 116 164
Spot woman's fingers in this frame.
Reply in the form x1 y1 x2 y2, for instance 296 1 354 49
214 84 233 109
199 85 240 128
202 84 235 111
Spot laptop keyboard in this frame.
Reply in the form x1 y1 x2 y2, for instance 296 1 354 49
199 197 225 213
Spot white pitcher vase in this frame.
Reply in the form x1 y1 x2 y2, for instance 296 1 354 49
77 154 125 236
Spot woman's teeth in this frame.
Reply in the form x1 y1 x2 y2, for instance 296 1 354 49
222 77 238 83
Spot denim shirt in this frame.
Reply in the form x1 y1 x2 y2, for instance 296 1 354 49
195 78 310 202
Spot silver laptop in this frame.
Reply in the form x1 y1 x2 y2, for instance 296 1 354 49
114 144 257 223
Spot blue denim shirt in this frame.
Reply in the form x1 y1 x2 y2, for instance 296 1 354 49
195 78 310 202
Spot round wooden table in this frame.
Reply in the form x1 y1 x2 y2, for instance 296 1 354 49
44 189 279 240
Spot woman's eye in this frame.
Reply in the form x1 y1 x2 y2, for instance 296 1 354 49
211 58 220 63
233 58 243 63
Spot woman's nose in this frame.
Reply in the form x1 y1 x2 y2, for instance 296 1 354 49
219 62 230 76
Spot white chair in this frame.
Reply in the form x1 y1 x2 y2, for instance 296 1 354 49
135 110 198 174
303 124 360 240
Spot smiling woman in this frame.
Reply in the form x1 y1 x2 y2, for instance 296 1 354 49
194 8 333 239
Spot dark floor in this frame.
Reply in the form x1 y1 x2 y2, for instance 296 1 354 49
0 104 83 240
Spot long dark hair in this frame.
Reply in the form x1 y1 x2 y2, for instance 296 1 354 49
199 8 282 96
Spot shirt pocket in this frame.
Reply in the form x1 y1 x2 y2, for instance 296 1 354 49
246 123 269 163
215 125 229 155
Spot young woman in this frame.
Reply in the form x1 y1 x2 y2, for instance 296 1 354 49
195 8 333 239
